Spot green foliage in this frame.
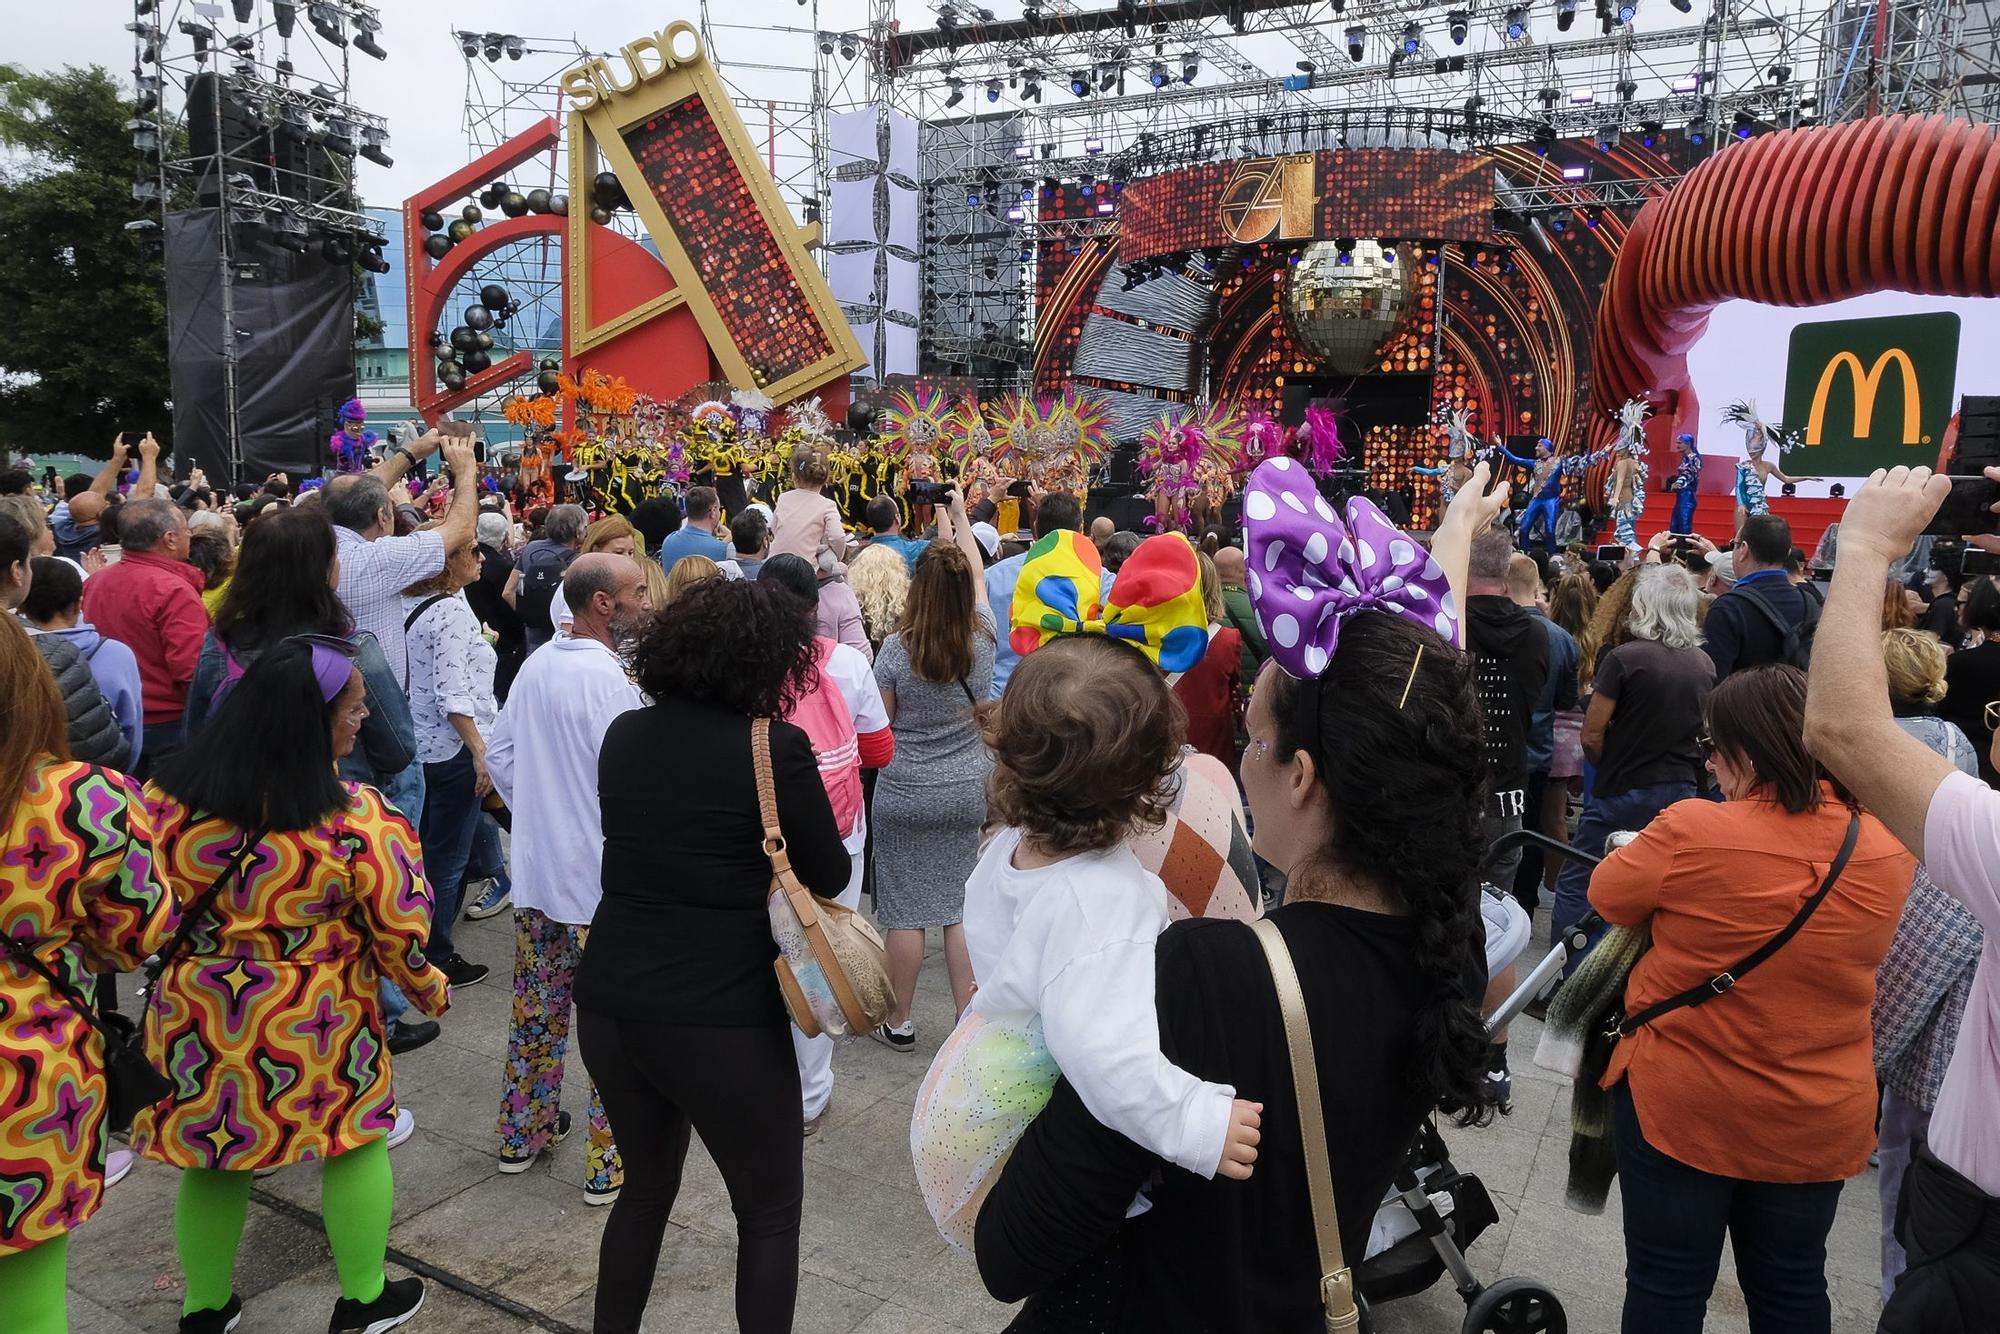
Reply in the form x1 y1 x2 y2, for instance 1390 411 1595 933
0 64 171 459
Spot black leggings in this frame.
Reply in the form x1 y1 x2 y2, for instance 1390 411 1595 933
577 1011 804 1334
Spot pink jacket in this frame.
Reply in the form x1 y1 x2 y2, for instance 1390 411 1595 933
769 489 845 566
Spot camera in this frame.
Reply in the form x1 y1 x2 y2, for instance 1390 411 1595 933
907 479 954 506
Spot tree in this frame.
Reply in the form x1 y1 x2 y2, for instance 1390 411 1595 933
0 64 172 459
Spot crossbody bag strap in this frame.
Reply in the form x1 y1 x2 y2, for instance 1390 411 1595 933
403 593 450 634
753 719 870 1025
1249 918 1361 1332
142 824 269 990
1618 810 1860 1037
0 931 128 1047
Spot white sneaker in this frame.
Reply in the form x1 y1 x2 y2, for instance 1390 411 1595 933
103 1148 136 1189
387 1107 416 1151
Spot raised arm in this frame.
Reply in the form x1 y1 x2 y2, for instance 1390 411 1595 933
88 436 129 498
936 487 988 612
369 427 443 488
133 431 162 498
1427 461 1512 649
434 440 480 554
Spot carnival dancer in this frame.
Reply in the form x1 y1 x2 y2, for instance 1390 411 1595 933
1414 406 1478 516
1136 410 1210 533
878 386 954 533
1606 398 1652 552
1667 431 1704 535
910 530 1261 1254
1290 402 1345 478
1725 399 1819 535
328 399 377 475
1500 436 1605 555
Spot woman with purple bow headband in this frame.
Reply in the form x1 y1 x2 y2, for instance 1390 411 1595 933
973 459 1519 1330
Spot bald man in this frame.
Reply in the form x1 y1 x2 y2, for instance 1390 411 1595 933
1088 515 1115 551
1213 544 1267 683
53 490 107 561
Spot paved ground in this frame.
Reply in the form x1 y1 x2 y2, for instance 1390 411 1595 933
69 901 1888 1333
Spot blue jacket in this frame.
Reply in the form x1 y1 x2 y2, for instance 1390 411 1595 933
42 623 145 769
1528 609 1580 773
184 629 415 785
657 525 731 570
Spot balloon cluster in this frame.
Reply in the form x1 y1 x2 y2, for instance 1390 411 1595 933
417 180 569 262
588 171 633 226
429 283 526 390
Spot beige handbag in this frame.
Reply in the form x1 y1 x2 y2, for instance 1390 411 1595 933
755 718 895 1039
1249 918 1364 1333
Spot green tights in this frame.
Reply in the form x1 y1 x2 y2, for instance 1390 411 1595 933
0 1232 69 1334
175 1138 393 1316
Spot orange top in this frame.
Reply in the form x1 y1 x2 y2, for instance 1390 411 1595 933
1589 787 1914 1183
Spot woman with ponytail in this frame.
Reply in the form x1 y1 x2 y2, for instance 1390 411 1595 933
973 459 1511 1331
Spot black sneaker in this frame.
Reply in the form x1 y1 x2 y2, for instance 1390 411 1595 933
437 954 490 988
328 1275 424 1334
385 1019 440 1056
179 1293 242 1334
498 1110 571 1174
869 1021 915 1054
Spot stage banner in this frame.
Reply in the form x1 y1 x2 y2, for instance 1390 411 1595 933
1781 311 1960 477
1116 149 1490 260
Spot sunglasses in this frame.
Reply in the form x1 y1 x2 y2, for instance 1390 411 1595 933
1986 700 2000 732
1696 731 1717 760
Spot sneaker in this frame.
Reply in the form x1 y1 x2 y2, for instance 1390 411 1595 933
1481 1064 1514 1115
436 954 490 988
385 1019 440 1056
327 1275 424 1334
178 1293 242 1334
104 1147 137 1189
803 1095 830 1138
869 1021 915 1054
584 1180 621 1208
498 1110 571 1174
463 879 511 921
386 1108 416 1152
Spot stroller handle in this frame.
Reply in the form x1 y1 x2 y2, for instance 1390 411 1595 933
1479 827 1608 941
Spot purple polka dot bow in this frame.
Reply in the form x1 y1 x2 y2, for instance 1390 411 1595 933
1242 457 1460 679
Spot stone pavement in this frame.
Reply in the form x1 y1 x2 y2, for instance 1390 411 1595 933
70 902 1887 1333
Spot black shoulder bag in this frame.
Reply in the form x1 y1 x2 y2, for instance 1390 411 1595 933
0 827 267 1132
1614 810 1860 1038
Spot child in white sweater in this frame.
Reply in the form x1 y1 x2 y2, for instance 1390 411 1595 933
911 628 1262 1251
768 447 846 569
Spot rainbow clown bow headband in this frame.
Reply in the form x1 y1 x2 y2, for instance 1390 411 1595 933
1009 530 1209 672
1242 457 1458 679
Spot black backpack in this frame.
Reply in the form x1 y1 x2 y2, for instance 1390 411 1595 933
516 542 575 638
1734 580 1821 669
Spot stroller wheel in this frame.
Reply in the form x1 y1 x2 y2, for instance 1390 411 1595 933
1461 1276 1565 1334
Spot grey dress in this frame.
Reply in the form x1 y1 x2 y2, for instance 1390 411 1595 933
870 603 995 929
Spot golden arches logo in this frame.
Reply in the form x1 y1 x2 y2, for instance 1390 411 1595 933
1805 348 1921 447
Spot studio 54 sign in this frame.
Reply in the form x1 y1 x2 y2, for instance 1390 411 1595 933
1782 312 1960 476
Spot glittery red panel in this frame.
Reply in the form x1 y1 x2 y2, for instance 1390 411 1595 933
1117 150 1491 260
623 96 837 381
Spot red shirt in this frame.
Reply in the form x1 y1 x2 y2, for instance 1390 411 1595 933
81 551 207 724
1171 625 1243 771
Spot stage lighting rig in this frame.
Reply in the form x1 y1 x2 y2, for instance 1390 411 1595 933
354 11 388 61
1556 0 1578 29
1149 61 1169 87
1345 26 1366 61
986 78 1003 102
308 2 345 47
1505 6 1529 38
1447 10 1469 44
1401 21 1423 55
1182 54 1200 83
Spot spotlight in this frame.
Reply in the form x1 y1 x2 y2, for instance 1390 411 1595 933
482 32 503 62
1506 5 1529 37
360 126 392 168
1556 0 1578 29
819 33 833 53
986 78 1002 102
504 34 526 61
308 2 345 46
1447 9 1469 44
944 77 964 108
1781 481 1797 497
1098 63 1120 92
840 36 858 59
1687 120 1706 145
457 30 479 58
269 1 298 38
1640 119 1664 147
966 191 981 207
1022 68 1042 101
1013 142 1032 159
231 0 254 22
1096 199 1114 214
1596 123 1615 148
1829 482 1846 499
1616 0 1637 22
1618 78 1638 100
1084 135 1103 153
1070 71 1091 97
1401 21 1422 55
1181 54 1199 83
1006 205 1026 221
1733 109 1755 138
354 14 387 61
1345 25 1366 60
1671 0 1691 8
1771 61 1793 83
1149 61 1168 87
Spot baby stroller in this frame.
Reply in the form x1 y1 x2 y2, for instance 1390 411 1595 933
1354 828 1608 1334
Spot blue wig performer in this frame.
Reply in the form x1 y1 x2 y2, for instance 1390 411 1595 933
328 399 376 474
1666 432 1703 534
1500 435 1608 555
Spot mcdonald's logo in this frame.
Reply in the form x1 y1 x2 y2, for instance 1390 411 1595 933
1783 312 1959 476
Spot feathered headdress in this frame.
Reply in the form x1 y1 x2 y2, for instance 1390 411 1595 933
944 396 997 467
1437 404 1474 461
731 387 774 440
1047 388 1112 466
780 396 836 444
1722 399 1797 457
1295 403 1346 472
1138 410 1209 476
1238 405 1286 469
875 386 950 461
1614 398 1651 456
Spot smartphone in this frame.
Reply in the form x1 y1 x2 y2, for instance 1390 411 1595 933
1966 548 2000 577
1595 544 1628 562
1923 474 2000 537
437 419 476 440
1811 566 1835 583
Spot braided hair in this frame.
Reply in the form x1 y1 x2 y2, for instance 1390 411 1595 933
1265 613 1501 1125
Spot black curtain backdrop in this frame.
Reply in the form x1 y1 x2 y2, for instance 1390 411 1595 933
165 209 354 484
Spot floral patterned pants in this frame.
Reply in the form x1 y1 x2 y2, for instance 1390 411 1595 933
496 908 620 1193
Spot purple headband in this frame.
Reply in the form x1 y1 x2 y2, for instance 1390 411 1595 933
1241 457 1458 679
309 642 354 703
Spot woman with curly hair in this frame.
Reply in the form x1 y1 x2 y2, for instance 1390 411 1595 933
575 577 850 1334
975 462 1510 1329
847 541 911 656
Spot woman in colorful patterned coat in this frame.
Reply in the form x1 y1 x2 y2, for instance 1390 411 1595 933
0 615 176 1334
131 638 449 1334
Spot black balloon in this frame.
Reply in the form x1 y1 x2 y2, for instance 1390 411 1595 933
447 219 475 242
473 331 494 351
501 191 529 218
480 284 511 311
479 188 499 210
464 305 493 332
589 206 612 226
461 203 483 224
463 350 491 373
490 179 509 198
593 170 620 201
423 233 452 259
526 188 551 213
537 370 561 395
420 210 444 232
549 194 568 216
449 326 477 351
538 357 560 371
848 402 877 433
443 368 467 390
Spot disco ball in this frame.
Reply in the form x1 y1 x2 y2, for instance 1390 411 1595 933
1282 240 1417 374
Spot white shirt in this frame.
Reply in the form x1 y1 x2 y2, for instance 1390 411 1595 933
485 635 644 925
820 638 889 855
962 827 1234 1178
334 525 446 687
1921 770 2000 1194
402 591 498 765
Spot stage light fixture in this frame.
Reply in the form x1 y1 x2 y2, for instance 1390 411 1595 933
1084 135 1104 153
1771 60 1793 83
355 14 387 61
482 32 504 62
1012 143 1032 159
966 191 981 207
1022 68 1042 101
1097 199 1114 214
818 34 834 54
1006 205 1026 221
308 2 345 45
1401 21 1422 54
1098 63 1121 92
1149 61 1168 87
1381 243 1397 263
1345 25 1365 60
840 36 858 59
1539 85 1561 105
456 30 479 58
1829 483 1846 499
1781 482 1797 498
502 34 525 60
1687 120 1706 145
1182 54 1200 83
1561 164 1589 180
1640 119 1664 146
1505 6 1529 37
1596 122 1615 148
944 77 965 108
1733 109 1755 138
1556 0 1578 29
1616 0 1637 22
1671 0 1691 8
1618 78 1638 100
986 78 1003 102
359 126 392 168
1447 10 1469 44
231 0 254 22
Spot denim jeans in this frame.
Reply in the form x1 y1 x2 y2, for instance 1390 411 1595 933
137 720 184 782
376 762 426 1030
419 745 484 959
1551 779 1695 972
1613 1083 1842 1333
464 812 511 896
